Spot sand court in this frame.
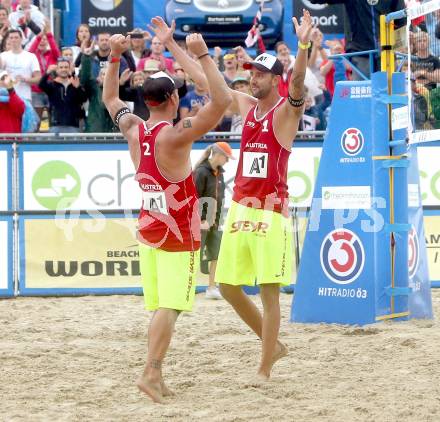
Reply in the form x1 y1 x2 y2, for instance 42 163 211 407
1 291 440 422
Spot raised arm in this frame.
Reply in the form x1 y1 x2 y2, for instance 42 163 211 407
103 34 144 169
149 17 208 92
274 9 313 148
163 34 231 150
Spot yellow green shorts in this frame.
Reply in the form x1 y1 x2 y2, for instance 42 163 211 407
216 201 292 287
139 243 199 312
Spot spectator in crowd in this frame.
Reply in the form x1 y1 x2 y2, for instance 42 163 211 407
278 54 292 97
424 6 440 57
194 142 235 300
320 39 351 97
28 20 60 123
8 0 45 48
179 80 209 119
234 45 252 73
222 49 239 85
79 46 115 133
411 74 430 130
119 68 149 120
142 58 161 75
72 23 91 65
38 58 87 133
0 69 25 132
276 38 322 100
308 28 329 84
137 35 173 73
75 31 128 79
310 0 406 80
229 74 250 133
123 27 151 71
301 87 321 132
0 0 13 13
0 28 40 101
0 6 10 47
412 30 440 90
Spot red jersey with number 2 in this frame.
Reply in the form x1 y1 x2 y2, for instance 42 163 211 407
233 98 291 215
136 121 200 252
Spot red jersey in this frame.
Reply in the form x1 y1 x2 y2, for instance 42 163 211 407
232 98 291 215
136 121 201 252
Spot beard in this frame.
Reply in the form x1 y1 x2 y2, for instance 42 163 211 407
251 84 271 99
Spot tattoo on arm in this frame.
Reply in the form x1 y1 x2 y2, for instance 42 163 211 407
183 119 192 129
149 359 162 369
291 71 306 96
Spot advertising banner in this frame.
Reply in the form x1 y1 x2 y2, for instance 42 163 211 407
81 0 133 36
19 214 213 295
20 143 322 211
19 215 141 294
292 80 377 325
424 214 440 283
0 218 13 297
0 146 11 211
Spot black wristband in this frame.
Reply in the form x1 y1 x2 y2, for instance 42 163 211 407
287 95 305 108
114 106 131 127
198 53 210 60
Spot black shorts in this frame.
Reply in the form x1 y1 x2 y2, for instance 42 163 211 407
200 229 223 274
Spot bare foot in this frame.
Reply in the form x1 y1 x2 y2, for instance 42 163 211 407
136 376 163 403
272 341 288 365
256 342 288 380
161 380 175 397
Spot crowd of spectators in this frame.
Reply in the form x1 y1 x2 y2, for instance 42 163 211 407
0 0 439 134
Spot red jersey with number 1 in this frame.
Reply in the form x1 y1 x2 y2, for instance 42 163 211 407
136 121 200 252
232 97 291 215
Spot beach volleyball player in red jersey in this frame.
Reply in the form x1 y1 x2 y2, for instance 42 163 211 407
102 23 231 403
215 10 314 380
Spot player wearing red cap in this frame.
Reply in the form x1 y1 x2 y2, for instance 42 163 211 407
103 24 231 403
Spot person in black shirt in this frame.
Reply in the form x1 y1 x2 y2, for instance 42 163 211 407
39 58 87 133
412 30 440 90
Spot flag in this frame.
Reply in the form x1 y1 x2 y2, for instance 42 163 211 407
245 1 264 48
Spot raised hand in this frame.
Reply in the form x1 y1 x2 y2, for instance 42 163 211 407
70 75 80 88
109 34 129 56
186 33 209 59
149 16 175 46
292 9 313 45
119 68 132 85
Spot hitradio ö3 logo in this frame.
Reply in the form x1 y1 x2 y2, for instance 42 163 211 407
341 128 364 156
408 226 419 279
320 229 365 285
90 0 123 11
32 161 81 210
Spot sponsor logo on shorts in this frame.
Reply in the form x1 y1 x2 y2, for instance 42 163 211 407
408 226 419 279
320 229 365 285
186 251 195 302
230 221 269 234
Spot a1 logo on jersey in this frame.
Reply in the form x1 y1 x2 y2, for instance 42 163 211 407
408 226 419 279
142 191 169 215
341 128 364 156
242 152 268 179
320 229 365 285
